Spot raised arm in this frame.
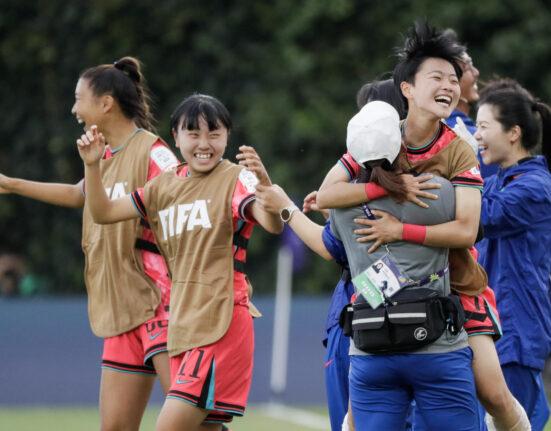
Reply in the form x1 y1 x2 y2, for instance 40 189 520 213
236 145 283 234
77 126 138 224
0 174 85 208
316 161 439 209
255 184 332 260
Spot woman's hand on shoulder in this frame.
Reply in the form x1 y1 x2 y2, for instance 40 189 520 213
401 173 440 208
354 210 402 253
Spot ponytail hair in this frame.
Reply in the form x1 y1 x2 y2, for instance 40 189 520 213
367 152 409 202
534 101 551 165
80 56 156 132
479 80 551 165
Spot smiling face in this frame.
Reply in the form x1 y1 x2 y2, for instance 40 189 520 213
402 57 461 120
475 103 516 167
459 53 480 104
71 78 105 131
173 116 228 174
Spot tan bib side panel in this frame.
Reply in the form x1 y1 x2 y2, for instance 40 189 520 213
82 130 161 337
145 160 242 356
412 135 488 295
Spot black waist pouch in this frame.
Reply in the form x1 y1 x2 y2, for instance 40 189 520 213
351 288 458 354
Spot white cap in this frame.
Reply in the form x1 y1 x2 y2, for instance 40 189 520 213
346 101 401 167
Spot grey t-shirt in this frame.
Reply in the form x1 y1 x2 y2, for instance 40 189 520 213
329 176 468 355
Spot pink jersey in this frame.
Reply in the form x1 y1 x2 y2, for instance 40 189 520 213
131 163 257 306
105 139 179 318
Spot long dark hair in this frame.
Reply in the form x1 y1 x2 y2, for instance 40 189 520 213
367 153 408 202
80 56 156 132
479 80 551 164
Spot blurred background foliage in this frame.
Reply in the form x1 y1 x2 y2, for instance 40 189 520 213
1 0 550 294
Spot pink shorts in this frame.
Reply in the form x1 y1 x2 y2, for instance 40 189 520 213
102 318 169 375
167 305 254 424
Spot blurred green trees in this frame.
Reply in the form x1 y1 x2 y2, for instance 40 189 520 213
1 0 550 294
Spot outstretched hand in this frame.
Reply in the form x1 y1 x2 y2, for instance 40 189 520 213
255 184 294 215
236 145 272 186
0 174 11 194
303 190 329 219
77 125 105 166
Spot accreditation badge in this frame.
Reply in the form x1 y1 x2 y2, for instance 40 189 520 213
352 254 411 309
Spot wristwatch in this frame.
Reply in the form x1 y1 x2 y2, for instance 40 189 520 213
280 205 299 223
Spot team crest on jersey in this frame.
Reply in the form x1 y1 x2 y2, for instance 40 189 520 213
105 182 128 200
239 169 259 193
158 199 212 240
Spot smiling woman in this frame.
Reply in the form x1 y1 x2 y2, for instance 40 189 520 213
76 93 283 431
0 56 180 431
475 81 551 430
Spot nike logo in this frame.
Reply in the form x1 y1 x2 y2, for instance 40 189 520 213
176 378 193 385
324 359 334 368
148 332 162 340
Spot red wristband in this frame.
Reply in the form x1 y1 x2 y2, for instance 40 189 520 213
364 182 387 201
402 224 427 244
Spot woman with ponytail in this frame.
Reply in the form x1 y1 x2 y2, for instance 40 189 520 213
0 57 179 431
475 81 551 431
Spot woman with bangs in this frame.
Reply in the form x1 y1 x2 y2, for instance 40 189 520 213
75 93 283 431
475 81 551 430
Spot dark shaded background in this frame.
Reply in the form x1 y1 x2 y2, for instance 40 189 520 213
1 0 550 294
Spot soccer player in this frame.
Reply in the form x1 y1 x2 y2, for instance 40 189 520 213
475 81 551 431
0 57 179 431
316 22 529 430
76 94 283 431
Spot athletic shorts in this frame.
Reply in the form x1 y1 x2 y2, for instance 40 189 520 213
460 287 502 340
350 348 480 431
167 305 254 424
102 318 169 374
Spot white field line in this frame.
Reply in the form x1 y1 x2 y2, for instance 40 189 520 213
255 403 331 430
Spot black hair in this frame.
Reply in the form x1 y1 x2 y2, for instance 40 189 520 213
393 21 465 98
479 80 551 163
479 77 532 101
80 56 156 132
356 78 407 119
170 94 232 133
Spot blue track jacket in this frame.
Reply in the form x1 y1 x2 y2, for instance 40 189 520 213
478 156 551 370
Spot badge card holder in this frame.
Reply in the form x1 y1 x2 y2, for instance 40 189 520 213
352 252 411 309
352 202 411 309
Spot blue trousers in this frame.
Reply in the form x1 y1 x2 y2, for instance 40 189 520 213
324 325 350 430
502 363 550 431
350 348 481 431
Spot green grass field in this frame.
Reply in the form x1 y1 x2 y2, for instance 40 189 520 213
1 406 550 430
0 405 330 431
